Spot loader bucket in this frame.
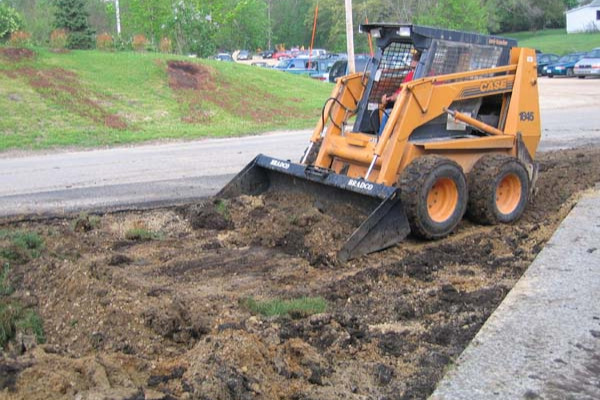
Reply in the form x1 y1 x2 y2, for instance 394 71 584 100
217 154 410 262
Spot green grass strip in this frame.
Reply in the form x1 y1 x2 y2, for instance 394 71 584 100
242 296 327 318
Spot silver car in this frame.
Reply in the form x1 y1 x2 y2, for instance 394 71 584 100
574 48 600 79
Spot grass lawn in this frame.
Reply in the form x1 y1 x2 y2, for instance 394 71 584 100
504 28 600 54
0 48 332 152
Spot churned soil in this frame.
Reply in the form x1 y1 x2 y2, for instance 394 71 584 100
1 147 599 399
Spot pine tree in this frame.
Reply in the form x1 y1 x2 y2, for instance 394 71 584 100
54 0 94 49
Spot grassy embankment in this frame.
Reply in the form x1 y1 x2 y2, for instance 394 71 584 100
505 28 600 54
0 48 332 152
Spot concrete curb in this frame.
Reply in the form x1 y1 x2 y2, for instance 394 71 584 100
430 187 600 399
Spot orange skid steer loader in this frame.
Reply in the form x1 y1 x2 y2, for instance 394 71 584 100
219 24 541 261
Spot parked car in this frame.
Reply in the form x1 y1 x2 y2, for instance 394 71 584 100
273 57 317 75
272 51 292 60
574 47 600 79
250 61 270 68
536 53 559 76
236 50 251 60
309 59 338 81
328 55 373 83
215 53 234 62
544 52 587 78
260 49 275 59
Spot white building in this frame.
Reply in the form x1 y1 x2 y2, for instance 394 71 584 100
566 0 600 33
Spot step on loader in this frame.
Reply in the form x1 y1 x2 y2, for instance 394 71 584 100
219 24 541 262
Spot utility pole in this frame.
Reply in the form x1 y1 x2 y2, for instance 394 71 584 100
344 0 355 73
267 0 272 50
115 0 122 36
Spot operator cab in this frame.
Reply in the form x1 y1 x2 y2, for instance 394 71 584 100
354 24 517 139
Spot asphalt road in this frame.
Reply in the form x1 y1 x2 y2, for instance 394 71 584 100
1 79 599 218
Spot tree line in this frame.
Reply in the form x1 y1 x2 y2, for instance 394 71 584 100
0 0 586 56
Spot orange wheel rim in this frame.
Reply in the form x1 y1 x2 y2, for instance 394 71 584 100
496 174 521 215
427 178 458 223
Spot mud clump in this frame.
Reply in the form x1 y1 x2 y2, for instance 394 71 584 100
184 200 233 230
1 147 599 399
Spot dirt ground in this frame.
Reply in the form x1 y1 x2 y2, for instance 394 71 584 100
0 147 599 400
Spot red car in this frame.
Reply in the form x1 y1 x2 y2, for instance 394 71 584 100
272 51 291 60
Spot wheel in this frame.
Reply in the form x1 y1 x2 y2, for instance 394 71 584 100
548 74 554 78
398 156 467 239
467 155 530 225
567 68 574 77
578 76 585 79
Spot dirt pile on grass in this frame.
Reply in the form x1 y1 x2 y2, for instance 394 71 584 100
0 48 35 62
0 63 127 130
0 147 599 399
166 60 306 124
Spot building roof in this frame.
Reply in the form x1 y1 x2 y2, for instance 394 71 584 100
566 0 600 14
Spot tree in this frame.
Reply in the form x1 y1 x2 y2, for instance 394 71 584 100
213 0 268 50
0 3 23 40
414 0 488 33
54 0 95 48
170 0 217 57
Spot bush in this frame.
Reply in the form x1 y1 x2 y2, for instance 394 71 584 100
132 34 148 52
50 28 68 50
96 32 114 51
0 4 23 40
54 0 94 49
8 30 31 47
159 37 172 53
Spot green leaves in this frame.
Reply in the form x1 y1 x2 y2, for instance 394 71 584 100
54 0 95 49
0 4 24 39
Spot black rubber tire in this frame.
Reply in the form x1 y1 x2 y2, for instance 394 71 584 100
467 155 530 225
548 74 554 78
398 155 468 240
578 76 586 79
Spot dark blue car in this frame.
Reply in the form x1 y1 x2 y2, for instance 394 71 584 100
536 53 559 76
544 52 587 78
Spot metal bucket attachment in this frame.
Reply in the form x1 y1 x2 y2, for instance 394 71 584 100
217 154 410 262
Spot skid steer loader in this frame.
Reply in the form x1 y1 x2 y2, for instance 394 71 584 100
219 24 541 261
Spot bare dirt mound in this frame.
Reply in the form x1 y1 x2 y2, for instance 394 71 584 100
0 48 35 62
166 60 307 124
1 147 599 399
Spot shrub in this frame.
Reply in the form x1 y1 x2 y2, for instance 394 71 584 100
0 4 23 40
50 28 68 50
132 34 148 52
96 32 114 51
159 37 172 53
8 30 31 47
54 0 94 49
